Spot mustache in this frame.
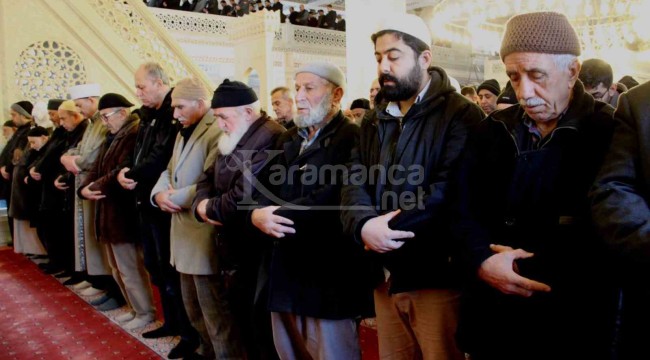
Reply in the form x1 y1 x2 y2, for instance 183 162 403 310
519 98 546 107
379 73 398 86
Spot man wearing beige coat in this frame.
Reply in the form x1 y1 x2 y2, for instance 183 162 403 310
151 78 237 359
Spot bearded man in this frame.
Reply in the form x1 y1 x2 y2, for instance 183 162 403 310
251 62 376 359
192 79 285 359
340 14 484 359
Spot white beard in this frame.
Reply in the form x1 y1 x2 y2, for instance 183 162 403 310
217 122 250 155
294 92 332 128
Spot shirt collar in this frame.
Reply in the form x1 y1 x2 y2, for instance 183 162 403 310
297 127 322 154
385 78 431 118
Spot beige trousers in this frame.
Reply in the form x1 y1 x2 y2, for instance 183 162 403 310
374 281 464 360
13 219 46 255
104 242 155 318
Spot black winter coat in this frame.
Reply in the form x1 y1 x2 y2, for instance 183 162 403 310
9 147 42 220
258 112 379 319
124 89 179 209
193 115 285 269
80 115 140 244
59 120 90 212
591 80 650 359
454 81 617 359
32 126 69 213
0 123 31 200
341 67 484 293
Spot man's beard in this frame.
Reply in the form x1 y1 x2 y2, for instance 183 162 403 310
294 92 332 128
380 62 423 102
218 121 250 156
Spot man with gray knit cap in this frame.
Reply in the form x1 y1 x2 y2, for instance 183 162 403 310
454 11 618 359
251 62 376 359
341 13 483 359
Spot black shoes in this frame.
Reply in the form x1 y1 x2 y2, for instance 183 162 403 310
142 326 179 339
167 338 199 359
182 352 207 360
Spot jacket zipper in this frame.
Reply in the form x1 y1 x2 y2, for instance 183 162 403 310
494 120 520 155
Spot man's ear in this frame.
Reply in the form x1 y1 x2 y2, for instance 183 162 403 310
419 49 433 69
332 87 344 103
567 59 580 88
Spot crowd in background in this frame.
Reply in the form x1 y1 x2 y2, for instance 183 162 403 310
144 0 346 30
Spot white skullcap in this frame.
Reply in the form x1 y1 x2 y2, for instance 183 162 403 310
69 83 101 100
296 62 346 91
375 13 432 47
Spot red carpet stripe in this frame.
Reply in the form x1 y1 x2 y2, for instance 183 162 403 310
0 247 163 360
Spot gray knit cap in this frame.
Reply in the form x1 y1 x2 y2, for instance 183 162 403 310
296 62 346 91
11 101 33 118
500 11 581 60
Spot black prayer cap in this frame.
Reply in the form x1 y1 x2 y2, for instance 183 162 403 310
211 79 258 109
497 81 518 105
98 93 134 110
27 126 49 137
47 99 65 111
350 98 370 110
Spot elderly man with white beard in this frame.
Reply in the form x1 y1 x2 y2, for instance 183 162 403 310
192 79 285 359
250 62 377 359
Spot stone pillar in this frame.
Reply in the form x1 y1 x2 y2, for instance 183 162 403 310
344 0 406 106
231 10 280 112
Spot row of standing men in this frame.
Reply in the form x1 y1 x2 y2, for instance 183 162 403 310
4 9 650 360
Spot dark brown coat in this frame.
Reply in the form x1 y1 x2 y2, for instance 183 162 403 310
79 114 140 243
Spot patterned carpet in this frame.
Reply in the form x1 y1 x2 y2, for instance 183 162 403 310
0 246 380 360
0 247 169 359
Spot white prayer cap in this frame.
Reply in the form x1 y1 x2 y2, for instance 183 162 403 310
69 83 101 100
375 13 432 48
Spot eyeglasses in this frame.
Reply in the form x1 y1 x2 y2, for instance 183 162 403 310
100 109 120 122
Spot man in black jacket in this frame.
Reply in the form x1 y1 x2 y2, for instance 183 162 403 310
2 101 34 245
30 99 66 268
591 81 650 359
340 14 483 359
455 12 618 359
322 4 336 29
117 62 197 359
52 101 89 278
193 79 285 359
252 62 375 359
